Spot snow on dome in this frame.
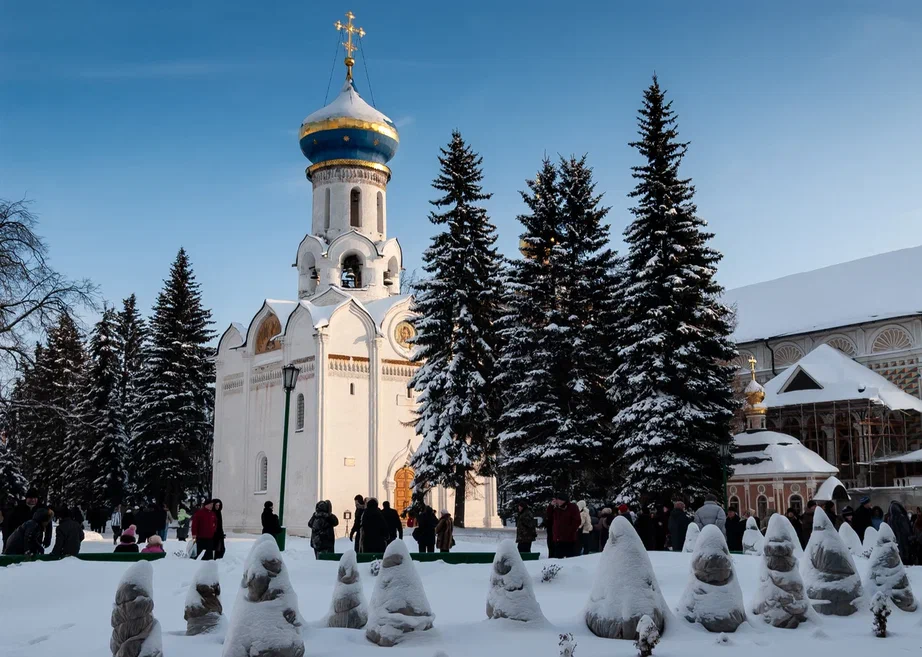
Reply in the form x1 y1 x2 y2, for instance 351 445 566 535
302 79 393 126
733 430 837 477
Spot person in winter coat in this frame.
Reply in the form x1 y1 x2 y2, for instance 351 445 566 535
114 525 139 553
800 500 816 549
110 506 124 545
544 501 557 558
308 500 339 557
598 508 613 548
694 494 727 535
261 501 282 536
135 502 160 544
349 494 366 553
3 508 53 556
435 510 454 552
888 500 913 564
577 501 593 555
871 506 885 531
823 501 840 529
5 490 52 551
725 508 745 552
191 500 217 560
381 501 404 544
358 498 388 553
851 497 873 541
141 534 165 554
634 507 657 550
654 505 669 550
413 506 437 553
514 501 537 553
785 508 803 545
212 499 226 559
159 503 173 541
668 501 692 551
550 494 581 558
51 507 84 557
176 506 191 541
122 507 137 530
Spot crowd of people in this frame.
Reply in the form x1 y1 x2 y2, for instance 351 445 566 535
510 492 922 562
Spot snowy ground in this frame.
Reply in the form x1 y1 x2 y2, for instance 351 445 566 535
2 531 921 657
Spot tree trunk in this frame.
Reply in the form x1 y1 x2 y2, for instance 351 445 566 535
453 465 466 528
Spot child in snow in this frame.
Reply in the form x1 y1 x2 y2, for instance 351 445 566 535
142 534 165 554
115 525 140 553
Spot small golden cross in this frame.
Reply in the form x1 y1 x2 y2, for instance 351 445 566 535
748 355 757 379
334 11 366 80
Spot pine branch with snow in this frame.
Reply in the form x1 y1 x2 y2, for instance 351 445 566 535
635 615 660 657
871 592 890 638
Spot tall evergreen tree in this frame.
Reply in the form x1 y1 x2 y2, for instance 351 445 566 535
609 76 736 504
133 249 214 507
117 294 146 432
79 307 128 508
497 157 619 510
410 131 503 525
0 438 27 502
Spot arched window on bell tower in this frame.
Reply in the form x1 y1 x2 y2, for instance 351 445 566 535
341 254 363 289
350 187 361 228
324 188 331 230
376 191 384 233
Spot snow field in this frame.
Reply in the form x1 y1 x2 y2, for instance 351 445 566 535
2 534 921 657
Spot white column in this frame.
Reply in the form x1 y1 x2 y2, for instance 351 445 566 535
315 329 328 502
369 336 383 499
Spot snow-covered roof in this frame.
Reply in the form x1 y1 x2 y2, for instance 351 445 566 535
302 79 393 126
871 448 922 464
723 245 922 343
265 299 299 326
762 344 922 413
733 430 838 477
814 476 849 501
364 294 412 328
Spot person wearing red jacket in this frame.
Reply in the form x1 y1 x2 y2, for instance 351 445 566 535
550 493 582 558
191 500 217 560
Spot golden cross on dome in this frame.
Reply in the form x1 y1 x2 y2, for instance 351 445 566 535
748 355 757 380
334 11 365 80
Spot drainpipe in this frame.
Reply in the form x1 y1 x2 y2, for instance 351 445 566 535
764 340 777 375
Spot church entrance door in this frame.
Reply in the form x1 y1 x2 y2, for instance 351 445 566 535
394 466 414 519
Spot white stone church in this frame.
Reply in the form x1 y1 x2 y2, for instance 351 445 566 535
212 25 501 536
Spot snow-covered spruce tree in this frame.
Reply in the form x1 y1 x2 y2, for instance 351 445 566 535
133 249 214 507
0 437 27 501
497 157 618 508
609 76 736 504
11 345 50 489
410 131 503 525
118 294 146 502
80 307 128 509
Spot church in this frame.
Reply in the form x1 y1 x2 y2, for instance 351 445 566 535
211 13 501 536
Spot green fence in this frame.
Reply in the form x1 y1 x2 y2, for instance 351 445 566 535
317 551 540 564
0 552 166 567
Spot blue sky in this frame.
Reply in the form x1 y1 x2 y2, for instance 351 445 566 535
2 1 921 335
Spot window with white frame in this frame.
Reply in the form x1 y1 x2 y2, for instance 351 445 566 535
296 393 305 432
256 453 268 493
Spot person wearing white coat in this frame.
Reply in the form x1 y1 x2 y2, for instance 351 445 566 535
577 500 593 554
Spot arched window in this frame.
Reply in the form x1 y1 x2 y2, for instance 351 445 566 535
350 187 361 227
341 254 363 288
324 188 331 230
254 314 282 355
757 495 768 522
788 494 803 514
256 453 268 493
295 393 305 432
376 191 384 233
728 496 740 514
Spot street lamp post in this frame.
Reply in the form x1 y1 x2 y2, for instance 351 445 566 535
276 363 300 551
719 443 732 508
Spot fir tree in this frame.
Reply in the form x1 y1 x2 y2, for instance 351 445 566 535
609 76 736 504
0 437 27 502
133 249 215 508
80 306 128 508
497 157 618 510
117 294 147 433
410 131 503 525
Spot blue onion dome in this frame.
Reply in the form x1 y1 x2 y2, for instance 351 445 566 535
299 79 398 179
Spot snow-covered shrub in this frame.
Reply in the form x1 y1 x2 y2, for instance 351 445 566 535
366 539 434 646
184 561 223 635
222 534 304 657
369 559 381 577
677 525 746 632
585 516 668 639
800 508 862 616
838 522 863 557
634 615 660 657
865 523 916 612
110 561 162 657
861 527 878 558
742 517 764 556
750 514 809 628
486 539 544 622
325 549 368 629
871 592 890 638
558 633 576 657
541 563 561 582
682 523 700 553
